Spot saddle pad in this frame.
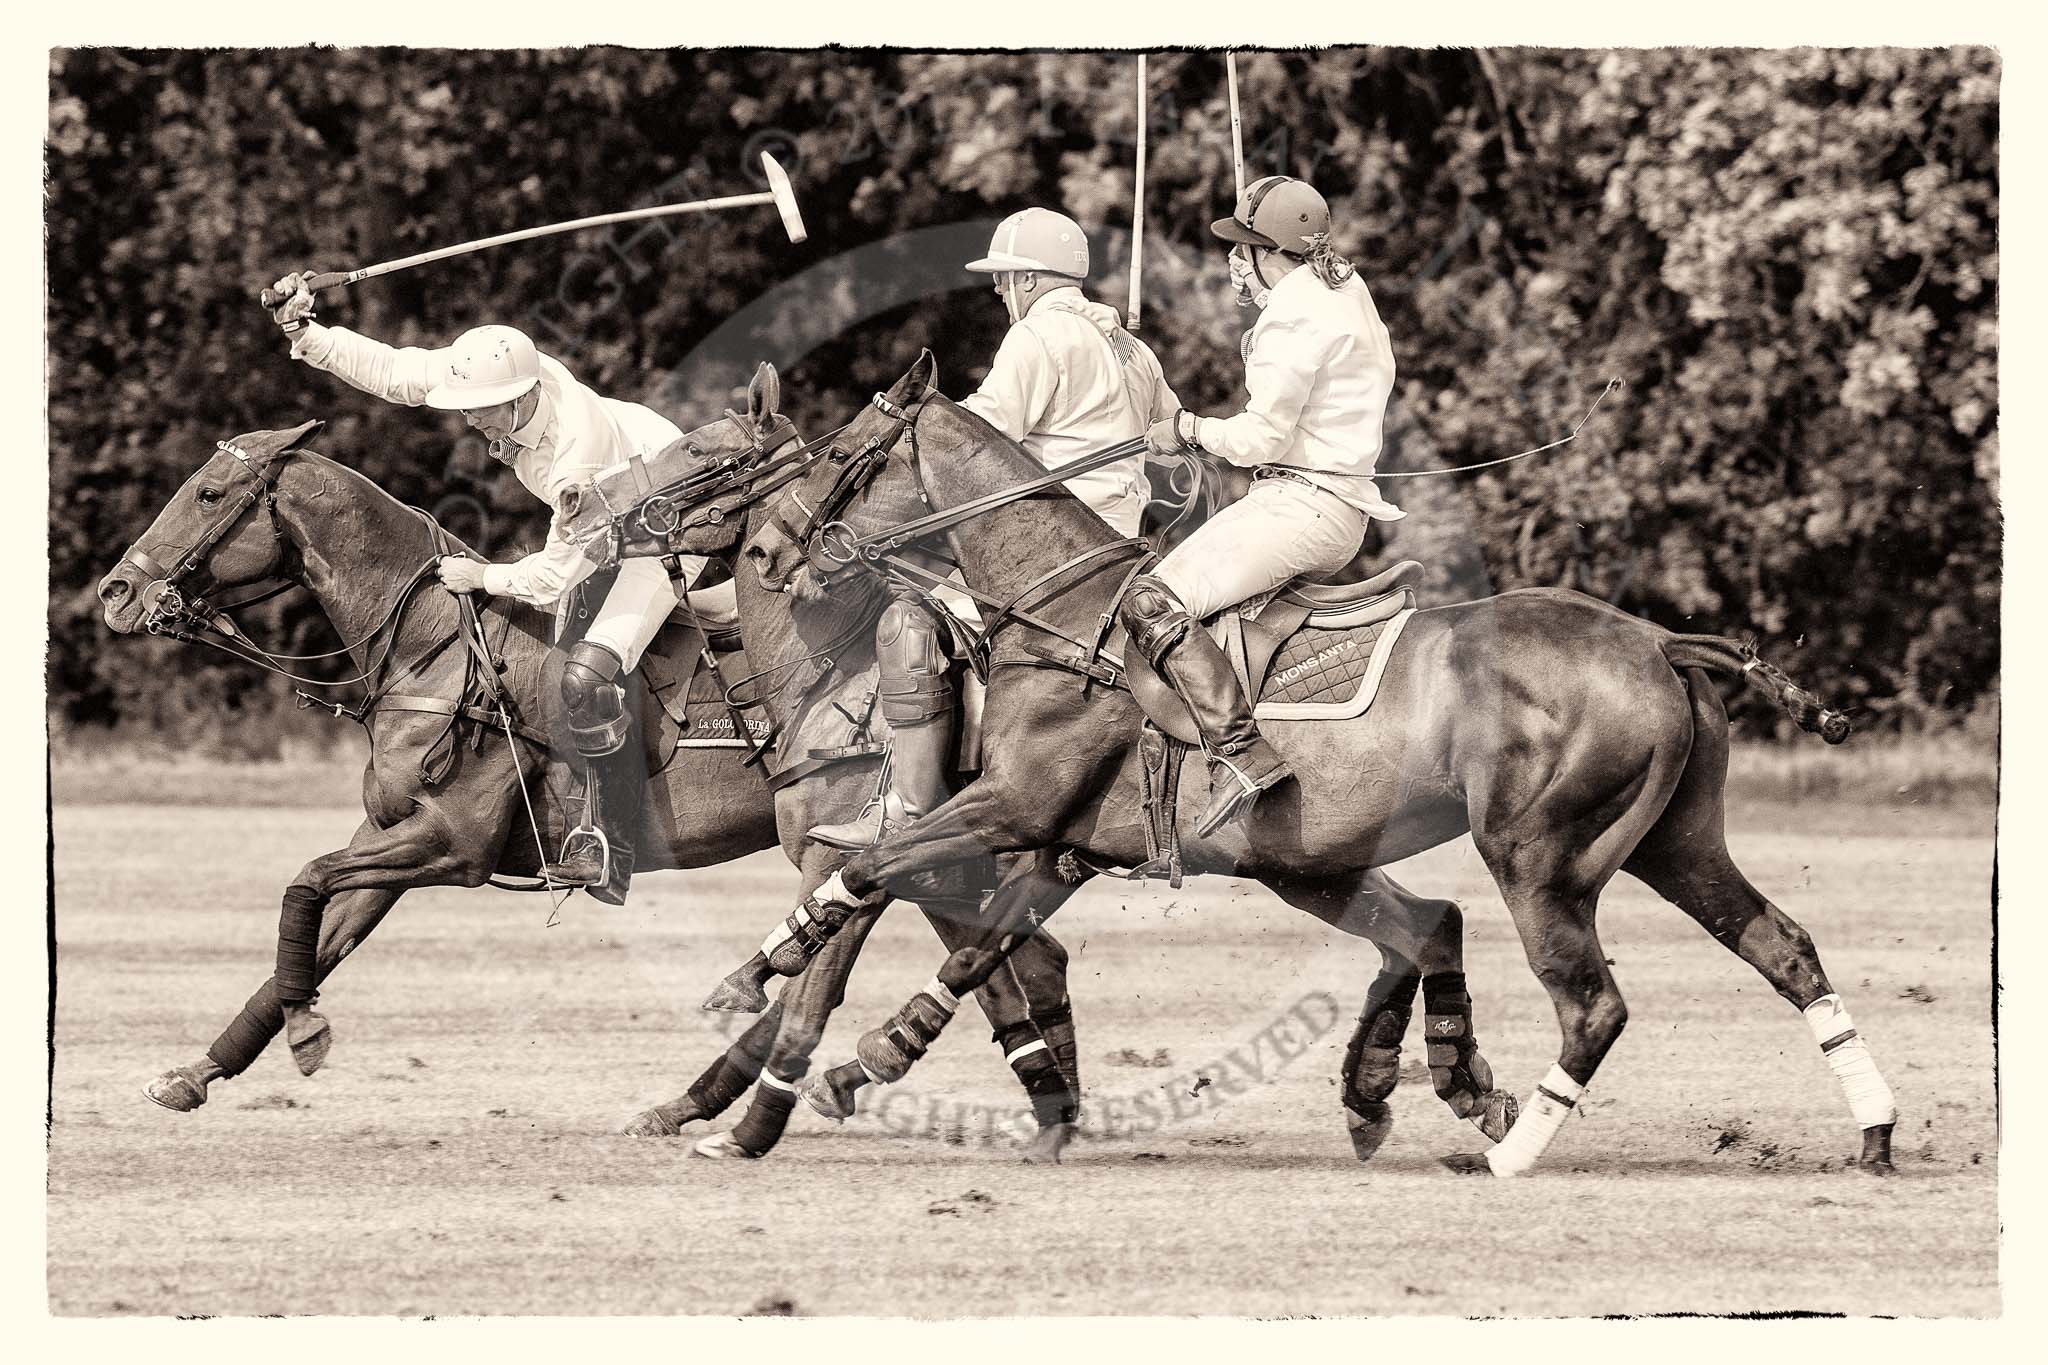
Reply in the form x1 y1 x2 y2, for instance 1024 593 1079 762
674 657 774 750
1254 607 1414 722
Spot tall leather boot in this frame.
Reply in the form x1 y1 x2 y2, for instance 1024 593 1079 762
808 717 954 850
809 594 956 851
543 748 645 906
1121 574 1292 837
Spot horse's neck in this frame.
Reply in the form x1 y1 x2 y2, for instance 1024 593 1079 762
276 455 451 665
733 514 880 724
919 406 1120 623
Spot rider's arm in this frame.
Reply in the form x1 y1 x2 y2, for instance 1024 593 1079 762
960 325 1058 441
1191 312 1336 467
479 532 596 610
289 322 442 407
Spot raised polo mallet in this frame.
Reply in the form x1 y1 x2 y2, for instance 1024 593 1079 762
260 151 808 309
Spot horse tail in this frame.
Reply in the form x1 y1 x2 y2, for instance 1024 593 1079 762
1658 633 1852 746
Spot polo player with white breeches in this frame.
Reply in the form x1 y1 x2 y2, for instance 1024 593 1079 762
807 208 1180 851
1135 175 1407 837
266 274 706 902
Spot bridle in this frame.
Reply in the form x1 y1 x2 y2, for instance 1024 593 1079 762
772 387 933 574
122 437 299 642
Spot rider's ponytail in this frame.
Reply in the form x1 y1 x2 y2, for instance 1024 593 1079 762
1300 232 1356 289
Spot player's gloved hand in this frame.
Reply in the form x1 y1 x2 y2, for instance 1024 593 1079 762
436 555 489 595
267 272 319 334
1145 411 1198 456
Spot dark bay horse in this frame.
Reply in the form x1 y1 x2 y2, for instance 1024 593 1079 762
576 375 1522 1161
93 411 1077 1159
736 353 1898 1177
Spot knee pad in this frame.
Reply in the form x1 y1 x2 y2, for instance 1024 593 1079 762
561 641 629 756
1119 575 1194 665
876 598 953 726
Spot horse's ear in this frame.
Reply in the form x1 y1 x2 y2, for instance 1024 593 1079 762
747 363 780 424
276 419 325 453
893 349 937 401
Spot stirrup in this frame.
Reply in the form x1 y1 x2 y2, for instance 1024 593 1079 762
545 825 611 887
1195 751 1292 839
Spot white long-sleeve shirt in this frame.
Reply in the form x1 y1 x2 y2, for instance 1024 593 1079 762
960 288 1177 537
290 321 703 607
1192 265 1405 520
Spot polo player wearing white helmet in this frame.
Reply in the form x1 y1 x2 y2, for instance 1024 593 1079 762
1134 175 1405 836
808 207 1179 852
266 275 707 903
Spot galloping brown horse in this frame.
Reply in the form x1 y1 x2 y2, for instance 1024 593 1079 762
93 407 1078 1159
733 353 1897 1177
580 371 1522 1160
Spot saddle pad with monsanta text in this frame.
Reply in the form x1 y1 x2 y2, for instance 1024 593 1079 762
1253 608 1415 722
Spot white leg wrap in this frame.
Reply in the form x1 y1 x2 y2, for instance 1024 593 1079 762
757 1070 799 1094
1486 1064 1585 1178
1006 1039 1050 1066
923 976 960 1016
1803 994 1897 1128
814 870 855 908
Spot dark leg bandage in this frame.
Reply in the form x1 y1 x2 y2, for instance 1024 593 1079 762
209 979 285 1078
685 1001 786 1118
274 884 324 1005
729 1069 803 1153
1421 970 1489 1112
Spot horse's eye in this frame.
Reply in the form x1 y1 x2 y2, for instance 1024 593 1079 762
197 488 223 507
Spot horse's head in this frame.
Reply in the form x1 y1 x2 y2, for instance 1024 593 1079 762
97 420 324 636
747 351 938 599
560 363 798 569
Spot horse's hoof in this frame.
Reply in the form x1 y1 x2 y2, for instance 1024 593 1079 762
283 1005 332 1077
622 1106 686 1137
143 1065 210 1112
1021 1121 1075 1165
703 972 770 1014
1857 1121 1896 1176
1346 1102 1394 1163
1439 1151 1494 1176
798 1072 856 1129
1471 1089 1519 1144
692 1131 763 1160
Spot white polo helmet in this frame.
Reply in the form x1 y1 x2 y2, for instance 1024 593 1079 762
965 208 1090 280
424 325 541 411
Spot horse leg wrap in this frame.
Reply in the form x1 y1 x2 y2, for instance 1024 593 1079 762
729 1068 804 1155
1422 971 1493 1118
856 981 957 1084
760 892 853 977
1342 970 1418 1114
998 1018 1078 1129
1804 994 1898 1129
209 979 286 1078
687 1002 786 1118
1035 1001 1082 1109
1486 1063 1584 1177
274 884 325 1005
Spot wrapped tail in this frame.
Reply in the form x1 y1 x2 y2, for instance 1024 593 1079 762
1660 634 1852 745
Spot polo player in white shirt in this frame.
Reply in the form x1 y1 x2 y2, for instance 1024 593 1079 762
808 208 1179 850
266 274 706 903
1137 175 1406 836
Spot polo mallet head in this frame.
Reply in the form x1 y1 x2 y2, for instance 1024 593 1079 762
761 152 808 244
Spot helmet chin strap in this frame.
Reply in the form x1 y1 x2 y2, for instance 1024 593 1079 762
1003 271 1037 324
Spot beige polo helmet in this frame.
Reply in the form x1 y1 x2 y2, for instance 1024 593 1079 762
1211 175 1332 258
965 208 1091 280
424 325 542 411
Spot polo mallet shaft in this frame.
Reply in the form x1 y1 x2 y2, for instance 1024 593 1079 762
1226 52 1246 197
1129 54 1148 333
259 152 807 308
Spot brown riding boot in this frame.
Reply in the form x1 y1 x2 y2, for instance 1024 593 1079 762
1119 574 1292 838
1153 629 1294 837
544 755 644 906
808 718 954 850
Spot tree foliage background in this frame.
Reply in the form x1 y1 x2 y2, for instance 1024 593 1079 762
46 47 1998 750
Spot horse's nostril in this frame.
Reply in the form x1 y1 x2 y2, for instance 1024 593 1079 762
99 577 131 606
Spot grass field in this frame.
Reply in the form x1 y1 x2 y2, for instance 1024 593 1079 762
47 793 1997 1317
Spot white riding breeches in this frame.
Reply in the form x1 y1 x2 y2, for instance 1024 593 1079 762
1152 475 1368 620
583 556 681 672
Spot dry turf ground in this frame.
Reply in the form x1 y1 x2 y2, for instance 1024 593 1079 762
48 787 1997 1317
